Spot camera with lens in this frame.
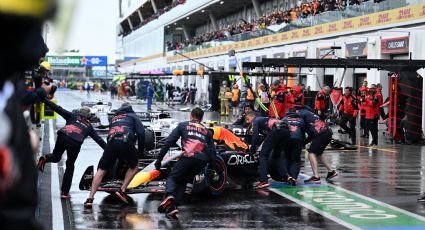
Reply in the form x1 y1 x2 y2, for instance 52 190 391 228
30 61 57 97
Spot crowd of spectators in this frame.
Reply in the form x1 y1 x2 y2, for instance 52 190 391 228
166 0 385 51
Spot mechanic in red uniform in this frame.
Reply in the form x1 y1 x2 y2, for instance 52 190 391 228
269 80 287 119
338 87 359 145
286 85 305 112
361 84 382 146
314 86 331 120
291 85 305 106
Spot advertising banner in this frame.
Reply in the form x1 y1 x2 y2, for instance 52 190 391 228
46 56 108 67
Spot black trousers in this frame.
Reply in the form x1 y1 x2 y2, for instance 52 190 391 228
284 138 302 179
259 127 290 182
366 118 379 145
45 134 81 193
360 115 368 136
317 109 326 120
339 113 356 142
190 92 196 104
165 157 206 204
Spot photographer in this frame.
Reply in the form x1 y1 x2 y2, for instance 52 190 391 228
19 61 56 107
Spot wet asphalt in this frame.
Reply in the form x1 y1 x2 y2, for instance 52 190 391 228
39 90 425 229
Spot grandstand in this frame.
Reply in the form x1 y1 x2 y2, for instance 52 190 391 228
116 0 425 129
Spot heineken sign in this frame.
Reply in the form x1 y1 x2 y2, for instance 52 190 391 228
46 56 108 67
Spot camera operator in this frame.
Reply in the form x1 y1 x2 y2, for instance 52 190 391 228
19 61 57 108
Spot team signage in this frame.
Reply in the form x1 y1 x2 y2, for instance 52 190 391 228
381 36 410 54
167 2 425 63
346 41 368 57
46 56 108 67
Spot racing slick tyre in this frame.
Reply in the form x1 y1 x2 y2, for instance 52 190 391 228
144 128 155 152
204 156 227 196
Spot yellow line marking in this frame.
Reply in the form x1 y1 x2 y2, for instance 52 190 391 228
357 145 398 153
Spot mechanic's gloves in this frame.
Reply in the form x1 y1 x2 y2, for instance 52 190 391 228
154 160 162 170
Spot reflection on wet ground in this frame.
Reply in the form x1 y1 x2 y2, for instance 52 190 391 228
47 91 425 229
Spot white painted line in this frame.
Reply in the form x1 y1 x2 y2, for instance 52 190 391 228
326 182 425 222
298 173 425 222
268 188 361 230
49 120 65 230
269 173 425 226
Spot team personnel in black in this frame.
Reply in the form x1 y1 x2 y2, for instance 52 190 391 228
37 98 106 199
245 112 291 189
84 103 145 208
155 108 216 218
296 105 337 183
282 109 306 184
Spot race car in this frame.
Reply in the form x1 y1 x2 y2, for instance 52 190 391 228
131 111 177 152
78 126 286 196
79 148 228 196
81 101 112 129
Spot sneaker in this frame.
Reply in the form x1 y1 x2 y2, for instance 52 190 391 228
304 176 321 184
253 181 270 189
84 198 94 209
326 170 338 180
158 195 176 213
37 156 46 172
165 206 179 219
61 192 71 199
287 177 297 186
417 196 425 202
368 143 377 147
115 189 129 204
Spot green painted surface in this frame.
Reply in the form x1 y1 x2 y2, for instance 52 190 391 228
275 185 425 228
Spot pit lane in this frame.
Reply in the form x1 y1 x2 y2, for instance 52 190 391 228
37 90 425 229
